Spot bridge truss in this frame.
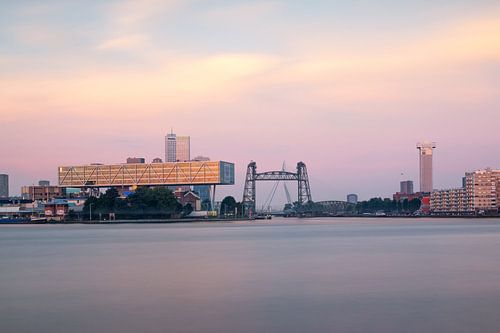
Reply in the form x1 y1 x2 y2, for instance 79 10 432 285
242 161 312 216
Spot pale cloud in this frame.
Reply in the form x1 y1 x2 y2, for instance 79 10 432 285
97 33 149 50
0 52 279 121
259 14 500 107
108 0 181 30
204 1 282 21
9 25 67 46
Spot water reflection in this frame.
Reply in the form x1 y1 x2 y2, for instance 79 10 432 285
1 218 500 332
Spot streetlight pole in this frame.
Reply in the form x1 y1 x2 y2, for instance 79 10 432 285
89 203 94 221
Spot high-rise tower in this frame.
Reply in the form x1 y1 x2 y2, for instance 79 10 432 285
165 131 190 162
416 141 436 193
0 174 8 198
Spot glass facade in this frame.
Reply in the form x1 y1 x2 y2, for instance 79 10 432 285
220 162 235 185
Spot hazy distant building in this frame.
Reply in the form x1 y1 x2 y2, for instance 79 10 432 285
126 157 145 164
192 156 210 162
400 180 414 195
165 131 190 162
152 157 163 163
0 174 8 198
346 194 358 204
465 168 500 213
416 141 436 193
38 180 50 186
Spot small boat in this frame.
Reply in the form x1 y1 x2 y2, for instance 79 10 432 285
30 216 47 222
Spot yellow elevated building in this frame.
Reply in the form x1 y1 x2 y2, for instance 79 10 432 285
58 161 234 188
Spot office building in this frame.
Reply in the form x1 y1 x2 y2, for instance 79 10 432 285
346 194 358 204
0 174 8 198
176 136 190 162
400 180 414 195
21 185 66 202
416 141 436 193
430 188 469 214
58 161 235 187
165 131 190 162
465 168 500 213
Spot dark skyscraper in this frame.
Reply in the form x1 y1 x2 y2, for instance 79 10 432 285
0 174 9 197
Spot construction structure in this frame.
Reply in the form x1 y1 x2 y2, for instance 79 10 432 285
242 161 312 216
416 141 436 193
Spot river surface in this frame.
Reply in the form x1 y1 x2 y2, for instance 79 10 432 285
1 217 500 333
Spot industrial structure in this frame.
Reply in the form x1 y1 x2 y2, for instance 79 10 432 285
416 141 436 193
242 161 312 216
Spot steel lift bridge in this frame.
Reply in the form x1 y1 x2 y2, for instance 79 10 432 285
242 161 312 216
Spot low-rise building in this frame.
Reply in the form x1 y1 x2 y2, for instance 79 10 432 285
430 188 469 214
44 201 69 221
174 190 201 211
126 157 145 164
21 185 66 201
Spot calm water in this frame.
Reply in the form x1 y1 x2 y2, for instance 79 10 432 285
1 218 500 333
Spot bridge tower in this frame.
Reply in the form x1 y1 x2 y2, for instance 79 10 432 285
242 162 257 216
297 162 312 204
242 161 312 217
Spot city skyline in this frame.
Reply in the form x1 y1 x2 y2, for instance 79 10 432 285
1 1 499 200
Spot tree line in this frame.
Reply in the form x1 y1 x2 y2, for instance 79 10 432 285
83 187 191 220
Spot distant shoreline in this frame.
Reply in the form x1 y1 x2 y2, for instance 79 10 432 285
1 215 499 225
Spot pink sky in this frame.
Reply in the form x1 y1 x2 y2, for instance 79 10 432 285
1 1 499 204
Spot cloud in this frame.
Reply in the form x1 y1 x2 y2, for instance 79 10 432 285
204 1 281 22
108 0 181 30
97 34 149 50
9 25 67 46
0 52 280 121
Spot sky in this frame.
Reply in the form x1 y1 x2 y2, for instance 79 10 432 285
1 0 499 205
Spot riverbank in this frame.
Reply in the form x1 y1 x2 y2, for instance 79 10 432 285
2 215 498 224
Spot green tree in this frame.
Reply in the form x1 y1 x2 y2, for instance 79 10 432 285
182 203 193 216
127 187 181 218
408 198 421 213
221 196 237 216
201 199 212 211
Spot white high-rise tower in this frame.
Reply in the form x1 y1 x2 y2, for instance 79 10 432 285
416 141 436 193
